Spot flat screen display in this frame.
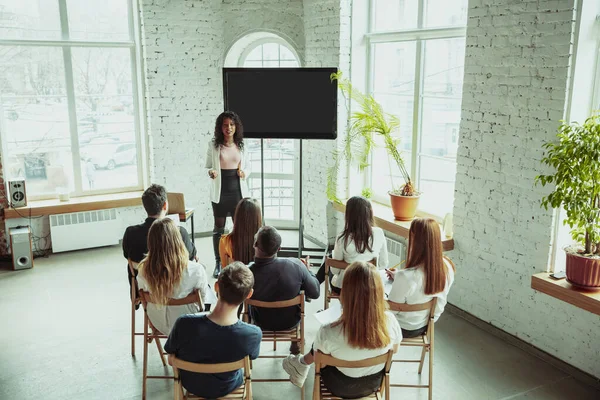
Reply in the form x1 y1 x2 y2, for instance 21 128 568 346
223 67 338 140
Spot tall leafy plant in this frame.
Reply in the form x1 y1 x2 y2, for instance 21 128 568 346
536 114 600 255
327 72 416 203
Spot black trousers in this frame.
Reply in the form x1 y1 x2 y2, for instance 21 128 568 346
320 366 385 399
316 262 341 295
402 325 428 338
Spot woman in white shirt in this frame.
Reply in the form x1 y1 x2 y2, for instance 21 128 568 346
283 261 401 398
205 111 249 278
137 218 210 335
387 218 455 337
317 196 389 292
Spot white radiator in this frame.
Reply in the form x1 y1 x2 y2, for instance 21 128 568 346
50 209 120 253
386 236 406 269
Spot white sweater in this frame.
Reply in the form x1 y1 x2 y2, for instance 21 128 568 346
330 227 389 288
204 141 250 204
387 258 455 330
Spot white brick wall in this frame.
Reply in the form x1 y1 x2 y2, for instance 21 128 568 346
139 0 310 235
453 0 600 378
303 0 349 245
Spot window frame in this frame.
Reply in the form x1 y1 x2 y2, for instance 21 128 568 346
364 0 467 216
0 0 146 201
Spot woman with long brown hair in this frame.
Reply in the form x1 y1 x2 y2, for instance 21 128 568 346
137 218 211 335
316 196 389 293
219 197 262 266
283 261 401 398
387 217 456 337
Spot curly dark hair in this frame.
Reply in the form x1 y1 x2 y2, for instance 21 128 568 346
213 111 244 150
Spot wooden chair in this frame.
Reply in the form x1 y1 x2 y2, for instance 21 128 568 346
242 292 305 399
171 356 252 400
387 298 437 400
313 350 393 400
128 259 143 356
323 257 376 310
139 290 203 400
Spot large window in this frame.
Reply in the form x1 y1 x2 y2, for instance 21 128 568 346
366 0 467 217
0 0 143 199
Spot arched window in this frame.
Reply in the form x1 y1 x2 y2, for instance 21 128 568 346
225 33 301 228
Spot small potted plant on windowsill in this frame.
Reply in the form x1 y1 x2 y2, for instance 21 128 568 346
536 113 600 290
327 72 420 220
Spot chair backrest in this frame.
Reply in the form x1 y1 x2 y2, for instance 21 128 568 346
325 257 377 272
314 349 393 372
139 289 202 308
243 292 305 323
387 298 437 314
128 258 139 275
167 192 185 215
171 355 251 374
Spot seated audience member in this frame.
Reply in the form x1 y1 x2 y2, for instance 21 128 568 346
387 218 455 338
249 226 320 333
283 261 401 398
165 262 262 399
123 184 197 299
137 218 210 335
219 197 262 266
316 196 389 293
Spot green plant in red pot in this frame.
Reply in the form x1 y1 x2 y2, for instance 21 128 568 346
327 72 420 220
536 113 600 290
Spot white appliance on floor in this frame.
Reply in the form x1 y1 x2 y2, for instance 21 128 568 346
50 209 120 253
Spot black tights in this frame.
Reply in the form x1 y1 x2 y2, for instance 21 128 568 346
212 217 226 263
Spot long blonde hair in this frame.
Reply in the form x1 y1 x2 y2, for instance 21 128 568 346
138 218 189 305
333 261 390 349
406 218 454 295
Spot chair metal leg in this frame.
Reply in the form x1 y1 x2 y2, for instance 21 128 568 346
300 384 304 400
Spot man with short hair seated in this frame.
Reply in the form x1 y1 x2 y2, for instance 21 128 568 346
165 262 262 399
122 184 197 301
249 226 320 346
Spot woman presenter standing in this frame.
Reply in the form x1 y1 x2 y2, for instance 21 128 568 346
206 111 249 278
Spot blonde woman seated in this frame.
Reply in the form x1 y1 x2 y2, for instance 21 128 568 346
137 218 211 335
283 261 401 399
387 218 455 338
317 196 389 294
219 197 262 266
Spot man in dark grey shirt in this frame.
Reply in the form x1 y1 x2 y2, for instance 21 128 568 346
249 226 320 332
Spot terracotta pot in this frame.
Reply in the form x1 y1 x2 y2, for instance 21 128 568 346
565 250 600 290
389 192 420 221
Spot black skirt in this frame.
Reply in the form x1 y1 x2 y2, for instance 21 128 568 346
211 169 242 217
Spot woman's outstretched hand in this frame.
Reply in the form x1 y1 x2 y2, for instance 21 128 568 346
208 170 218 179
385 268 397 281
237 169 246 179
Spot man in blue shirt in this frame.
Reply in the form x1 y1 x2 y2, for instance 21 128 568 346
165 262 261 398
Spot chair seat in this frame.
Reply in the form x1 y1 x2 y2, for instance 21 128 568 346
319 381 379 400
187 383 246 399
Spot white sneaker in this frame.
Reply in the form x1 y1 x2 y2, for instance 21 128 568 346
282 354 310 388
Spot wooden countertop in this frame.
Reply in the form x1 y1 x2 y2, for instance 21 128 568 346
531 273 600 316
332 201 454 251
4 191 144 219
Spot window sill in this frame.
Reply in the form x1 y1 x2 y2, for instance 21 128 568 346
4 191 144 219
531 273 600 316
331 200 455 251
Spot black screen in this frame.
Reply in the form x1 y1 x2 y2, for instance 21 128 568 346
223 68 338 140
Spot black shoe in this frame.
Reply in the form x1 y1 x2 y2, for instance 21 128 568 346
212 262 221 278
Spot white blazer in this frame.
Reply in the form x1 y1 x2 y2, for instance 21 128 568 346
205 141 250 204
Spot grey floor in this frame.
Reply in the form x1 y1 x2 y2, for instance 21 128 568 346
0 238 598 400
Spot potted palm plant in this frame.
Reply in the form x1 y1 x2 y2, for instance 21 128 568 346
327 72 419 220
536 113 600 289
